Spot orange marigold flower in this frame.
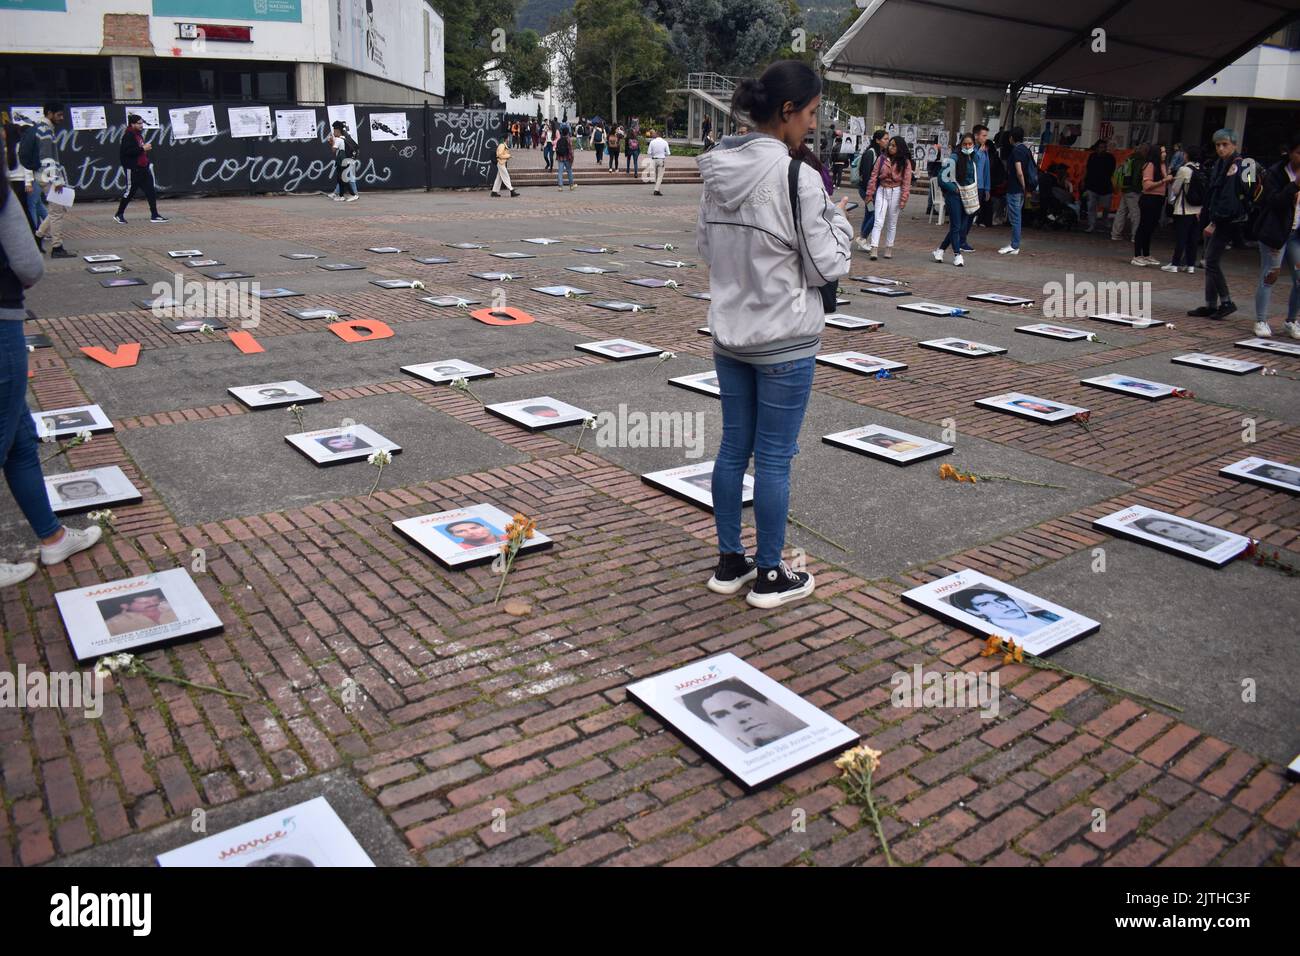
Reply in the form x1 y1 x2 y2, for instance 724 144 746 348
938 463 957 480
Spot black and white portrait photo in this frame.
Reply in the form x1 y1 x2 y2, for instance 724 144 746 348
1094 505 1250 567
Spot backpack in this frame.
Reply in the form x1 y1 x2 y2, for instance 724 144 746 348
556 136 572 160
1015 144 1039 191
1232 157 1263 224
628 136 639 151
1183 163 1208 207
787 158 838 314
18 124 40 172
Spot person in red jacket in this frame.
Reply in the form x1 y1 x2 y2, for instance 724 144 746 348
113 114 166 224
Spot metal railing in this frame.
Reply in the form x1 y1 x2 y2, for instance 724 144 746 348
686 73 740 93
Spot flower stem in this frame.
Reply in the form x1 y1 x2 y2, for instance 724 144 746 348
863 774 896 867
367 463 384 498
787 513 848 551
141 667 254 700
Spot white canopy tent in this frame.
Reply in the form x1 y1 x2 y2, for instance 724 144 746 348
822 0 1300 103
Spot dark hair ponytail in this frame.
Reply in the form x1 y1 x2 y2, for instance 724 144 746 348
731 59 821 127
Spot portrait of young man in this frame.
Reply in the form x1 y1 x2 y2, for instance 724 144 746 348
680 678 808 754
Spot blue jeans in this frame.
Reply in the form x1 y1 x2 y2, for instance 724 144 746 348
939 192 968 250
625 149 639 175
1005 191 1024 249
712 352 815 568
1 320 61 540
1256 233 1300 326
27 187 47 230
556 159 573 187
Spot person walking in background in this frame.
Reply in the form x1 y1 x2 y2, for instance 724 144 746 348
701 114 712 148
491 134 520 197
3 115 37 234
542 120 555 171
113 113 169 220
1189 129 1253 321
933 131 977 267
647 128 670 196
1110 143 1147 241
998 126 1034 256
696 59 851 608
1082 138 1116 233
1131 143 1171 266
555 124 576 192
831 130 848 189
853 129 886 251
607 125 623 172
864 134 912 260
1163 145 1203 274
962 124 990 251
592 122 606 165
624 127 640 176
1250 132 1300 339
575 118 586 151
27 103 73 258
0 159 104 588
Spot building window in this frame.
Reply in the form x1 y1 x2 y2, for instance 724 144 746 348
141 60 294 102
0 55 111 102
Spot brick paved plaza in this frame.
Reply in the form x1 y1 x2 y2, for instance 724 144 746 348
2 180 1297 867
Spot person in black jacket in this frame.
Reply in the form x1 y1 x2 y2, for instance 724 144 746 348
1082 138 1115 232
1188 129 1251 321
113 114 166 224
1251 132 1300 339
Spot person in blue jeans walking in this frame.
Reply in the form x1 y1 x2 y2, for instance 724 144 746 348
0 170 102 588
555 125 576 191
999 126 1033 255
1251 133 1300 340
696 59 852 608
960 124 990 251
933 131 976 266
853 129 886 251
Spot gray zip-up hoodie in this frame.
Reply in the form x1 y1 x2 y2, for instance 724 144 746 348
696 132 852 364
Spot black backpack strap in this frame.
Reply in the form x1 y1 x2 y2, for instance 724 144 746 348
787 156 801 249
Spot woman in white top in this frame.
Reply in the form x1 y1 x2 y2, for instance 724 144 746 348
1163 145 1203 274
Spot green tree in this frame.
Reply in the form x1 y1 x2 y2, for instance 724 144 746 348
573 0 670 125
433 0 527 105
498 29 552 97
647 0 796 77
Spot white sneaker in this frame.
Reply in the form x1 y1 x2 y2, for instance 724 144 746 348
39 525 102 566
1160 263 1179 272
1143 256 1161 265
1284 322 1300 340
1185 266 1196 274
1131 257 1148 266
343 194 359 202
853 237 870 252
998 245 1019 255
0 561 36 588
932 249 944 262
1253 322 1272 338
953 254 965 267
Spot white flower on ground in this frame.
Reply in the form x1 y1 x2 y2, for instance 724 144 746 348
367 449 392 467
76 430 93 443
411 280 425 290
94 652 137 678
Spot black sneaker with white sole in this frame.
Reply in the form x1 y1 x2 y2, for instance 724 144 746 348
113 214 127 225
746 561 815 609
150 215 169 223
707 552 757 595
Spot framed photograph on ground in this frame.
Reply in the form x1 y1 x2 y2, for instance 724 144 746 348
641 461 753 512
646 259 693 269
469 272 523 281
83 254 122 263
920 337 1007 357
669 370 721 397
165 318 228 333
33 404 114 439
816 351 907 375
521 237 561 245
587 300 654 312
134 296 181 310
282 253 323 260
1081 373 1179 399
968 293 1034 306
317 262 366 271
492 252 535 260
567 265 616 275
898 302 970 316
25 333 52 349
86 265 125 275
834 296 851 307
55 567 223 662
393 502 553 571
976 392 1087 423
412 256 454 265
531 285 591 297
45 466 141 516
166 249 203 259
822 425 952 465
625 652 859 792
634 243 674 250
445 242 487 249
285 425 401 466
366 246 403 254
253 288 302 299
369 279 420 289
1171 353 1260 374
825 313 882 330
902 569 1099 656
1235 337 1300 357
851 275 906 286
401 360 494 384
184 258 224 268
228 381 323 409
575 339 659 360
1017 323 1091 341
1093 505 1249 567
286 307 348 320
157 797 374 867
625 278 679 288
203 270 252 281
484 397 591 432
421 295 481 307
1219 456 1300 494
682 291 712 301
697 327 711 336
859 285 911 297
573 246 614 254
99 277 146 288
1088 312 1157 328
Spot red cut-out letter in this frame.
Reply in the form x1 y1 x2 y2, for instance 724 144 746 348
228 331 265 354
469 307 534 326
81 343 141 368
329 319 394 342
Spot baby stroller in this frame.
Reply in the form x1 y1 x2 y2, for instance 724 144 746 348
1034 166 1080 230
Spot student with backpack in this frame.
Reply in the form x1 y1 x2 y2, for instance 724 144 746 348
1162 146 1204 274
998 126 1036 256
1109 144 1147 242
326 121 360 201
607 126 623 172
624 129 640 176
1250 132 1300 340
933 131 978 267
695 59 851 608
592 123 606 164
113 113 168 222
22 103 74 258
555 125 576 191
852 129 886 251
1188 129 1260 321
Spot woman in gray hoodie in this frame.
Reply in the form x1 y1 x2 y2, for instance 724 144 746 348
696 59 852 608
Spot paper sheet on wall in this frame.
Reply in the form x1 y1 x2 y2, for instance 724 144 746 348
71 106 107 131
11 106 43 126
229 106 273 139
368 112 409 142
327 105 358 136
130 107 161 129
275 109 318 141
168 105 218 140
